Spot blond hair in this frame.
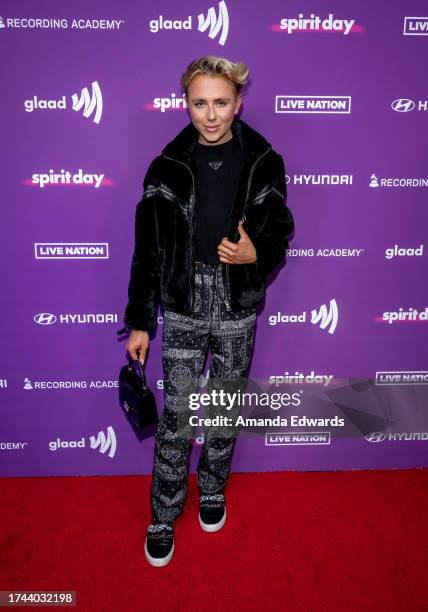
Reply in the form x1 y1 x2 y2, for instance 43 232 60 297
180 55 249 98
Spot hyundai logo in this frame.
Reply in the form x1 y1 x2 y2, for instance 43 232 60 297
391 98 415 112
34 313 57 325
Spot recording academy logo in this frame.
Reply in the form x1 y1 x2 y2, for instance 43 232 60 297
265 432 331 445
149 1 229 46
24 81 103 124
403 17 428 35
0 15 124 30
28 169 106 189
376 371 428 385
287 247 364 258
286 173 353 186
34 313 118 325
35 243 109 259
48 426 117 458
23 378 118 390
391 98 427 112
369 173 428 188
0 441 28 450
278 13 356 35
365 431 428 442
268 299 338 334
275 95 351 114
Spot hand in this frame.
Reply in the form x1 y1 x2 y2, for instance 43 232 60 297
126 329 149 363
217 221 257 264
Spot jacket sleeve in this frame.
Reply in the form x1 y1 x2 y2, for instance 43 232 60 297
123 160 161 332
250 153 294 278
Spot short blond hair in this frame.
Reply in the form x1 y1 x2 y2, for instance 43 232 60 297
180 55 249 97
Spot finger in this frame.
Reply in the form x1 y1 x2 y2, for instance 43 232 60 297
137 346 147 364
128 346 138 361
220 237 238 249
218 243 237 257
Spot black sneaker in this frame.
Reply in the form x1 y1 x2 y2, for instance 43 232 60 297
199 494 226 532
144 523 174 567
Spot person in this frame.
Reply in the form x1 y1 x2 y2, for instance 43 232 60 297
122 55 295 567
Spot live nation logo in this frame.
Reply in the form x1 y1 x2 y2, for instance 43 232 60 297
403 17 428 35
265 432 331 445
275 95 351 114
375 371 428 385
35 243 109 259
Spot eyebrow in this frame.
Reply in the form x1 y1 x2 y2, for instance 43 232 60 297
191 97 231 102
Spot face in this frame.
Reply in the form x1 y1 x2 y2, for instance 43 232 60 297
185 74 242 145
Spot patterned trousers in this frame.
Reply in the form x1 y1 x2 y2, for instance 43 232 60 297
150 261 257 525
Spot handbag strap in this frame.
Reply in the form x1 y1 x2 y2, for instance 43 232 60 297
127 355 148 389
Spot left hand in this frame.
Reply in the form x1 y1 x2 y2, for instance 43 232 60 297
217 221 257 264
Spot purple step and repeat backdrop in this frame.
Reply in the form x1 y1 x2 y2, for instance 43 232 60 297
1 2 427 478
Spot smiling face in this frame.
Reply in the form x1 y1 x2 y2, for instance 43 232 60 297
185 74 243 145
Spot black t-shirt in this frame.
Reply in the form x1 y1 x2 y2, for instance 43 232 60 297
191 134 245 264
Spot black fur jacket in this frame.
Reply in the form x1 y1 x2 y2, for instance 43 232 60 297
123 116 295 332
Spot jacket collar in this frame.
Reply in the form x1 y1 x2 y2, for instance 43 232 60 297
161 115 271 163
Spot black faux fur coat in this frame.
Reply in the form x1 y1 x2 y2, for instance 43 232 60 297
123 116 295 332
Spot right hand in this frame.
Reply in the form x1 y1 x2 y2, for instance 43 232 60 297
126 329 149 363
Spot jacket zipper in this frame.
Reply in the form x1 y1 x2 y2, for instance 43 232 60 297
163 155 195 312
224 146 272 311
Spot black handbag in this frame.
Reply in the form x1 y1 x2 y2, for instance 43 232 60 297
118 348 159 431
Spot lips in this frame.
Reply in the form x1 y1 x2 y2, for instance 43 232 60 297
205 125 219 131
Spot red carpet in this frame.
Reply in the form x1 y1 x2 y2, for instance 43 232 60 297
1 469 427 611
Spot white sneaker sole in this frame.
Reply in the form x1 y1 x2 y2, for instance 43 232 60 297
199 507 227 532
144 538 175 567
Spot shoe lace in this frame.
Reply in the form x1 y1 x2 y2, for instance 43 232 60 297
147 523 173 534
200 494 224 503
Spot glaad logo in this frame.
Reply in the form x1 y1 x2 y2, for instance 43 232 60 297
365 431 428 442
403 17 428 35
198 0 229 45
34 313 118 325
71 82 103 123
311 300 338 334
385 244 423 259
24 81 103 124
156 369 210 391
90 426 116 458
279 13 356 35
48 426 117 458
268 299 338 334
149 1 229 46
35 243 109 260
391 98 427 112
369 173 428 188
276 95 351 114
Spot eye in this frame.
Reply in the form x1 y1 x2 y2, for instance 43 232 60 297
194 102 204 107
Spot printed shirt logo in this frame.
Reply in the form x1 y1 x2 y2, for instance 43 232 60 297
208 161 223 170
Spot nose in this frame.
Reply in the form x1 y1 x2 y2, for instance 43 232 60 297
206 105 217 121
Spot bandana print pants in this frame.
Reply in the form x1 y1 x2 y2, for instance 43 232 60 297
150 261 257 525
